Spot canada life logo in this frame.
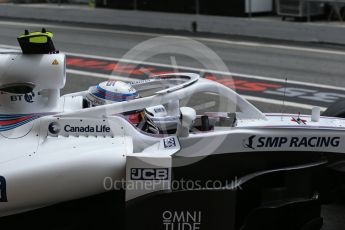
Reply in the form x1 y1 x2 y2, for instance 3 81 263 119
162 210 202 230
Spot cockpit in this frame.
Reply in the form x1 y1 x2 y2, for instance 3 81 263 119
66 73 266 138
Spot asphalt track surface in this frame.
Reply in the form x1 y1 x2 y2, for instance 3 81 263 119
2 19 345 114
0 19 345 229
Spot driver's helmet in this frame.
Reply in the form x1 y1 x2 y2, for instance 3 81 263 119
85 80 139 107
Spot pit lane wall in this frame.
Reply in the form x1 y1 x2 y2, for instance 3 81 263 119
1 4 345 45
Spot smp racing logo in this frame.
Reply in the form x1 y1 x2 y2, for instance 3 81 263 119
243 135 340 149
162 210 202 230
0 176 8 202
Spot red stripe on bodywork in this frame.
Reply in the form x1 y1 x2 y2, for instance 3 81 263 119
0 116 33 126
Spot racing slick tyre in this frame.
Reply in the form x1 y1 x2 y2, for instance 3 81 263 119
126 164 324 230
322 99 345 202
0 191 125 230
126 190 323 230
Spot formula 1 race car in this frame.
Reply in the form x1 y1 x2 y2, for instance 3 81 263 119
0 30 344 230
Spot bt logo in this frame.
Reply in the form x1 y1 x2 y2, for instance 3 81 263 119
10 92 36 103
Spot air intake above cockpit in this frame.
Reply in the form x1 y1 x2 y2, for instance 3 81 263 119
17 28 57 54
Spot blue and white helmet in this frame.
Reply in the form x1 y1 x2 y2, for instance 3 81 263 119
85 80 139 106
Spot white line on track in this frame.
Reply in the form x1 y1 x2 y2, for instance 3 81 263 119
69 69 324 110
67 69 141 82
2 43 342 91
243 96 326 111
0 44 330 110
65 52 345 92
67 52 345 91
1 20 345 57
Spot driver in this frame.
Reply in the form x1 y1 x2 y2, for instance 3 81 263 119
85 80 139 106
84 80 143 124
84 80 179 134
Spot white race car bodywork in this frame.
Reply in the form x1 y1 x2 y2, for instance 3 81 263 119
0 50 344 229
1 87 345 216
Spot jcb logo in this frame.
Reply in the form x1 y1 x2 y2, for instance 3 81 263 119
130 168 169 180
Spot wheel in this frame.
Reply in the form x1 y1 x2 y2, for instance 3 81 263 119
322 99 345 203
322 99 345 117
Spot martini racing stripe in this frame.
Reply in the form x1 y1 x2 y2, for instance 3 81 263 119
0 113 50 132
0 116 34 126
